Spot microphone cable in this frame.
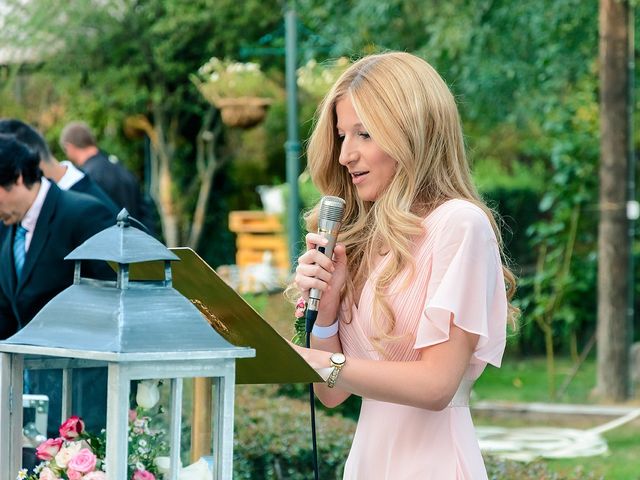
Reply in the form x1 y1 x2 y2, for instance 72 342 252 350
302 195 345 480
305 308 320 480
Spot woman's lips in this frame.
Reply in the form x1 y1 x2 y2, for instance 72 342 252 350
351 171 368 184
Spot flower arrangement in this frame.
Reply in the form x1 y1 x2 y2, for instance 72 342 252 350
292 296 307 346
17 380 167 480
191 57 283 128
191 57 281 103
296 57 350 101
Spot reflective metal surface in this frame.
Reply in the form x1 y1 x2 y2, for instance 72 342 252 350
66 209 178 263
128 248 321 384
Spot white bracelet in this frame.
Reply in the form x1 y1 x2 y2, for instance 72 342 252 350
311 319 339 338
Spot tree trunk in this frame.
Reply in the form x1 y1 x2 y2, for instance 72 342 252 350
188 110 224 250
127 106 222 250
596 0 631 400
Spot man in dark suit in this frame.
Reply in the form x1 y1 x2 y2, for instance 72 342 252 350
60 121 156 233
0 119 118 215
0 134 115 436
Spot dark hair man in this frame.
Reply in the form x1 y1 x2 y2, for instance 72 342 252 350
0 134 114 437
60 121 155 233
0 119 118 214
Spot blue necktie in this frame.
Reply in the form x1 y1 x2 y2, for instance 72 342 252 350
13 224 27 280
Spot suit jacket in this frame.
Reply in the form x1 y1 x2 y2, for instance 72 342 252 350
70 174 119 215
83 151 156 233
0 183 116 339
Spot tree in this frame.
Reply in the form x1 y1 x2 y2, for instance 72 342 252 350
0 0 283 250
596 0 632 401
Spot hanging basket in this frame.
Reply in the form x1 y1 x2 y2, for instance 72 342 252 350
214 97 273 129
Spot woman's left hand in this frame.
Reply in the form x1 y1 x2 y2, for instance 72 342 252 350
288 340 332 370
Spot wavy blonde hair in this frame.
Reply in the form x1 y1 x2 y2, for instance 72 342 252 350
303 52 517 348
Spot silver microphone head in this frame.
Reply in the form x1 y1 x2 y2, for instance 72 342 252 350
318 196 346 230
308 196 346 311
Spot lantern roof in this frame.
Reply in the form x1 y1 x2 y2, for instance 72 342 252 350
0 210 253 362
65 209 179 263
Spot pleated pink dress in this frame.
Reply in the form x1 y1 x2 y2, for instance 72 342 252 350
339 199 508 480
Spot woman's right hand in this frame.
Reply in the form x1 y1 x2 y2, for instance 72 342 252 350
294 232 348 316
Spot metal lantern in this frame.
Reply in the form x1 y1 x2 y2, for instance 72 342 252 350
0 210 254 479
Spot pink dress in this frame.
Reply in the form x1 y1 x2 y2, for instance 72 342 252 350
339 199 508 479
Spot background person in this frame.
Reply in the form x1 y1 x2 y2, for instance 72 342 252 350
0 134 115 437
0 118 118 214
60 121 156 233
291 52 516 479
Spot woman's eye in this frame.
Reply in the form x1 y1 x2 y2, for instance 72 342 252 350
358 131 371 139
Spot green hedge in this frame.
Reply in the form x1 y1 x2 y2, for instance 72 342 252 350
485 456 603 480
234 385 355 479
233 386 604 479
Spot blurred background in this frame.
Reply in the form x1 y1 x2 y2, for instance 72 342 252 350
1 1 639 478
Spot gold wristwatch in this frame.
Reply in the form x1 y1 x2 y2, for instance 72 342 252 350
326 352 346 388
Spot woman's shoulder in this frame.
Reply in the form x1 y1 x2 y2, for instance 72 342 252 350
423 198 492 229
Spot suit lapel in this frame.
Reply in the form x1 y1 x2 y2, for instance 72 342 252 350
17 185 59 291
0 225 16 295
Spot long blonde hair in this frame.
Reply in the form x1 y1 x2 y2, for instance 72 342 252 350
304 52 517 346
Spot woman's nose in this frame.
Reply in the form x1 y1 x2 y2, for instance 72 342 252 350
338 141 357 166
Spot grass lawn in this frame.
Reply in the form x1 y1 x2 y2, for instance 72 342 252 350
474 356 640 479
254 292 640 480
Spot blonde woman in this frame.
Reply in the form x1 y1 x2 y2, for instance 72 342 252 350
292 52 516 479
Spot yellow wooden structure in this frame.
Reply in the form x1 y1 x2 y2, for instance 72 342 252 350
228 211 289 270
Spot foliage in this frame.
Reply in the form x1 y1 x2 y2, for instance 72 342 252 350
234 385 355 480
296 57 350 101
512 75 599 396
0 0 283 259
484 456 603 480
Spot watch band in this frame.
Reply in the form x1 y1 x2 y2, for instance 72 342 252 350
327 353 346 388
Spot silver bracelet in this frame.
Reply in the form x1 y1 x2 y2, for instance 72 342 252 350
311 319 339 338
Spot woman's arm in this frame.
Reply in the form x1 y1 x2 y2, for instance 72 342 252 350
297 320 478 410
293 233 352 406
293 232 478 410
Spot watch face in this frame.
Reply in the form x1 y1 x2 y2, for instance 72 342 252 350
331 353 346 365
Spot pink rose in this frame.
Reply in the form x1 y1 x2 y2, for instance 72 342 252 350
35 437 64 460
82 472 107 480
38 467 60 480
129 409 137 422
132 469 156 480
66 469 82 480
295 297 306 318
59 416 85 440
67 448 97 473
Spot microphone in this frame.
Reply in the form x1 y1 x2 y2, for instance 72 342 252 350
305 195 346 332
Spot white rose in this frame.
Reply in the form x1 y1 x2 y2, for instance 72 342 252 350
154 456 171 474
136 380 160 409
38 467 59 480
155 456 182 475
54 441 82 468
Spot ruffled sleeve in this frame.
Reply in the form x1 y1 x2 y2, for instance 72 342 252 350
414 204 507 367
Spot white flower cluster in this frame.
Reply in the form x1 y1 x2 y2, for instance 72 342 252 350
198 57 260 83
193 56 279 101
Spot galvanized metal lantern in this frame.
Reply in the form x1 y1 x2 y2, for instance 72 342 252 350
0 210 254 479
